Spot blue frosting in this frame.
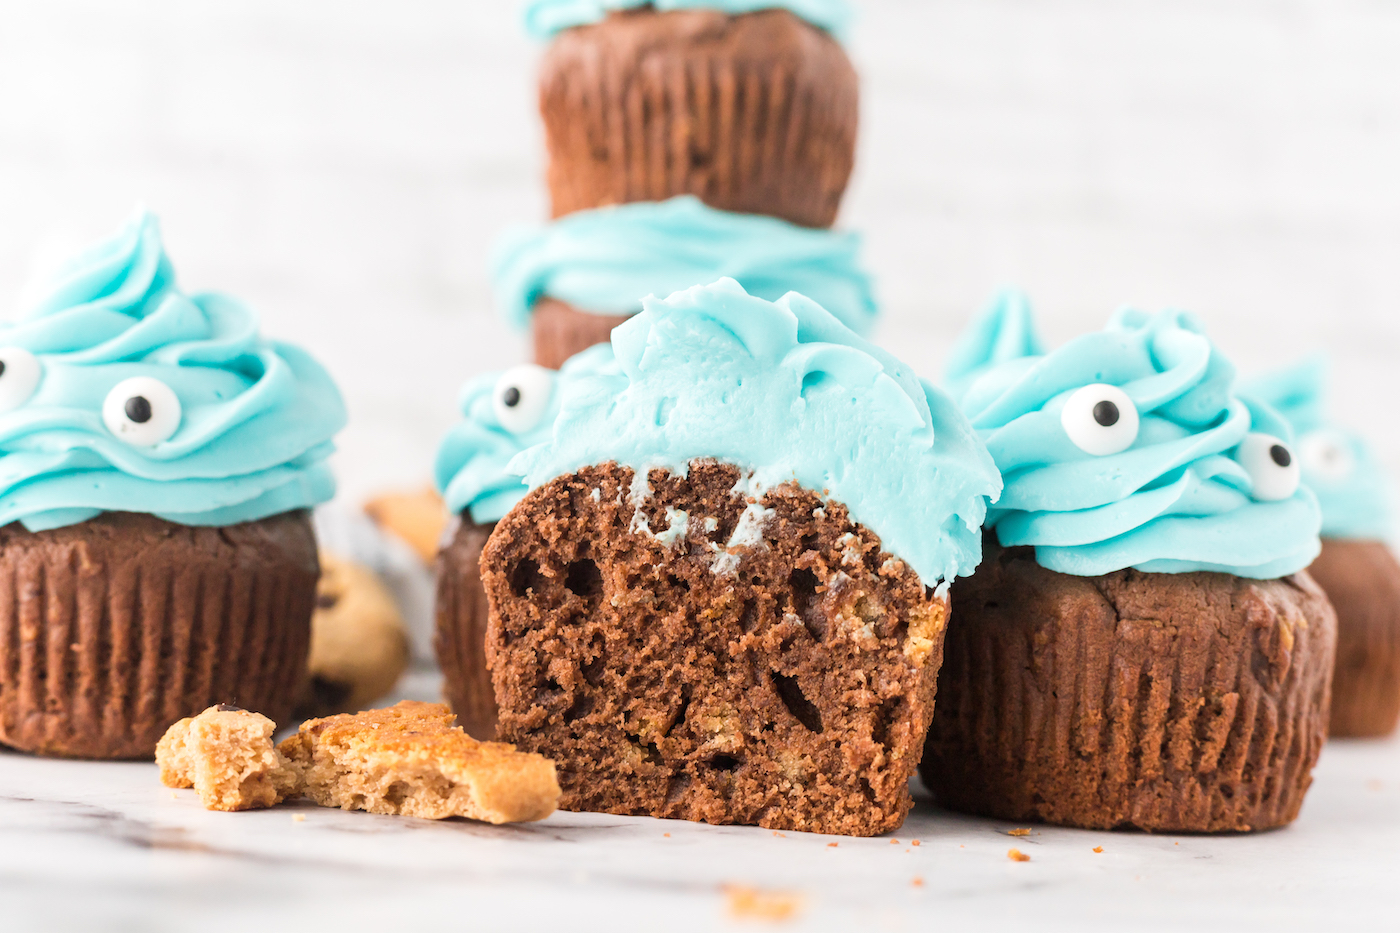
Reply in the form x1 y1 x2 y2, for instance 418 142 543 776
493 196 878 336
523 0 853 40
0 210 346 532
946 291 1321 578
509 278 1001 585
435 346 618 524
1243 358 1394 541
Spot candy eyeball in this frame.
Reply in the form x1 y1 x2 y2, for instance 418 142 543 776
1236 433 1301 501
1298 430 1356 483
492 364 555 434
103 377 182 447
0 347 42 413
1061 383 1140 456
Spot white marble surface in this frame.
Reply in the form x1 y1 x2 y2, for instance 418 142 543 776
1 718 1396 932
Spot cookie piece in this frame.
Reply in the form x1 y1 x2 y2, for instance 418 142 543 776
482 461 947 837
156 705 300 811
1309 538 1400 737
364 488 449 564
921 542 1337 832
299 553 410 717
278 701 560 823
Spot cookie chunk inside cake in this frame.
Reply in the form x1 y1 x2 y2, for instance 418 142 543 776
483 461 946 837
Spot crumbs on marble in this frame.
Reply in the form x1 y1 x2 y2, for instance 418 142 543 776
723 885 803 922
1008 848 1031 862
911 876 924 888
292 813 306 822
826 842 838 848
1093 846 1103 853
911 839 921 846
1007 828 1031 836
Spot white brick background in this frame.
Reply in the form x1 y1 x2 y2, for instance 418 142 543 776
2 0 1398 506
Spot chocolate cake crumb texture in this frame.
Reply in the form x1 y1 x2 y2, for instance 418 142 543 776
922 542 1337 833
481 460 947 837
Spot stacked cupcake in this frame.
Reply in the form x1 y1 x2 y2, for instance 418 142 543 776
438 0 876 737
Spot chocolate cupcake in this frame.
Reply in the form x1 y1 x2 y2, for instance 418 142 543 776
0 211 346 758
921 294 1336 832
1246 359 1400 737
527 1 858 228
433 349 613 738
475 279 1000 835
495 195 876 368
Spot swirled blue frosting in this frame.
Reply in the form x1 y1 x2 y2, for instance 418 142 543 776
523 0 853 40
0 210 346 532
510 278 1001 585
1242 358 1394 541
946 291 1321 578
493 196 877 336
435 345 617 524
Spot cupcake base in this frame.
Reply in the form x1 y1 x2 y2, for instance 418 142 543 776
1308 538 1400 737
434 515 500 739
920 543 1336 833
539 8 859 229
532 297 630 370
481 460 946 837
0 511 319 759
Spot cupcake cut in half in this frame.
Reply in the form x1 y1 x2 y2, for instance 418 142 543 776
526 0 859 228
468 278 1000 836
922 293 1336 833
1246 358 1400 738
0 210 346 758
495 196 877 368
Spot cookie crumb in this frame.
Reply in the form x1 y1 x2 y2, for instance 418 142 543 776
912 876 924 888
1008 848 1030 862
890 839 899 845
1093 846 1103 853
292 813 306 822
724 885 803 922
772 831 785 838
827 842 838 848
156 706 299 811
911 839 921 846
1008 828 1031 836
664 833 671 838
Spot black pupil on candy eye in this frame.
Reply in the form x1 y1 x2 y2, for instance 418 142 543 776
1092 400 1120 427
1270 444 1292 468
125 396 153 424
0 361 6 377
502 386 522 408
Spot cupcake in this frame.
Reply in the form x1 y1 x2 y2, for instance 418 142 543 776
433 347 614 738
0 211 346 758
921 294 1336 832
495 195 876 368
1245 359 1400 737
475 278 1000 836
527 1 858 228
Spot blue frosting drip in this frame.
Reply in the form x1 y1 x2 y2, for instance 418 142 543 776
435 345 618 524
0 210 347 532
1242 357 1394 541
946 292 1321 578
509 278 1001 585
493 196 878 336
523 0 853 40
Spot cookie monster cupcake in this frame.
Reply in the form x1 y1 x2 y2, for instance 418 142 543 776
526 1 858 228
0 211 346 758
434 347 614 738
496 195 876 368
1245 358 1400 737
921 294 1336 832
477 278 1000 836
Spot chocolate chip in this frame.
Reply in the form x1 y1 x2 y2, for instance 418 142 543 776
316 592 339 609
215 703 244 713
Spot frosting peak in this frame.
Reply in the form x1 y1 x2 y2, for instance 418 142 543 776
493 196 878 336
1242 357 1394 541
947 292 1321 578
522 0 854 40
510 278 1001 585
0 210 346 531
